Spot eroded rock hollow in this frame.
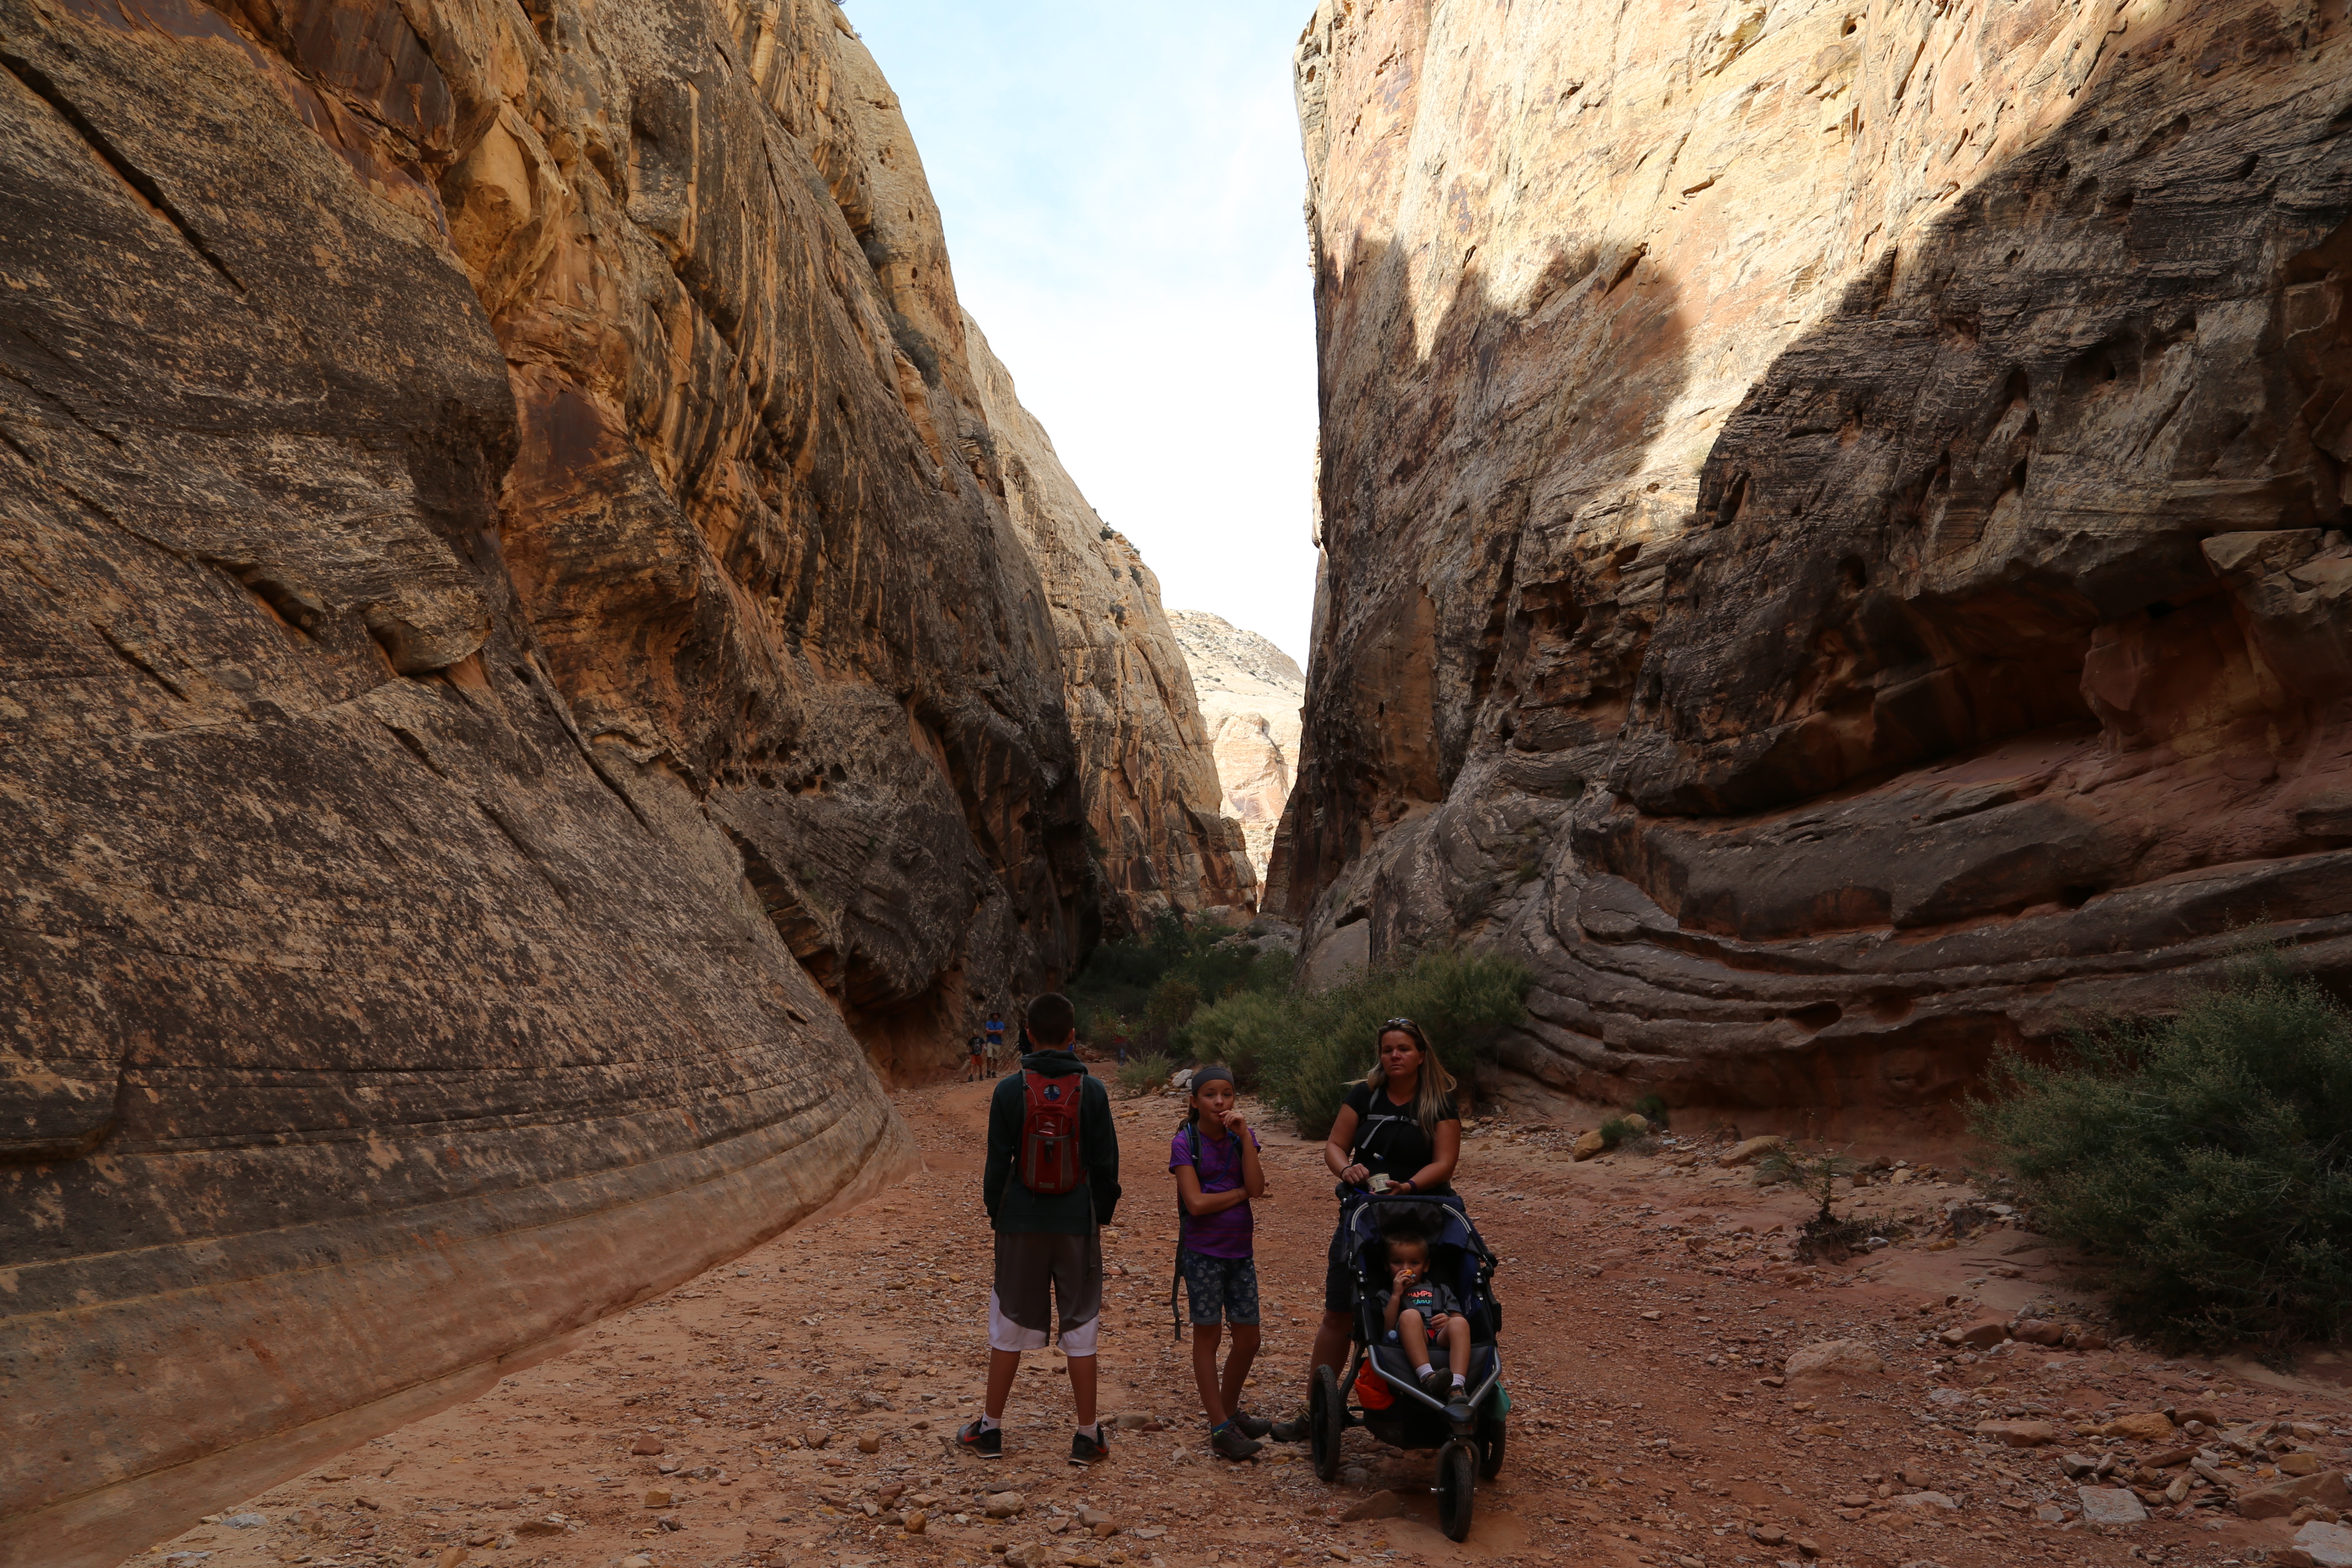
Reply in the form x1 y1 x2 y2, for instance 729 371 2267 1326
1274 0 2352 1124
0 0 1240 1560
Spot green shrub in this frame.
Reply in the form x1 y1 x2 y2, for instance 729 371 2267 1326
1146 975 1203 1028
1597 1116 1635 1151
1632 1093 1670 1128
1070 910 1287 1055
1755 1144 1860 1225
1115 1053 1172 1099
1180 946 1530 1139
1971 949 2352 1356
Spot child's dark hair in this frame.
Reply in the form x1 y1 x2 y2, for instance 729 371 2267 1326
1182 1064 1237 1130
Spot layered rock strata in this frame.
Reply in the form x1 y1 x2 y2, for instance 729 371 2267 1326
1277 0 2352 1123
0 0 1232 1561
969 328 1259 922
1170 609 1306 880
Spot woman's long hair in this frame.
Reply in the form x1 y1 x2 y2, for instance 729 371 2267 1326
1364 1020 1455 1131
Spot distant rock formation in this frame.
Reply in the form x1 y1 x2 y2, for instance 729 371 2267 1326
970 330 1258 924
1170 611 1306 880
1277 0 2352 1124
0 0 1237 1562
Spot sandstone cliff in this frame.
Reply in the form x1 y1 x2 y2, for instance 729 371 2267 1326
1277 0 2352 1122
1170 609 1306 881
0 0 1229 1561
968 325 1259 922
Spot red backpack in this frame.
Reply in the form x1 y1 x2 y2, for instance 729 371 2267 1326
1019 1070 1085 1195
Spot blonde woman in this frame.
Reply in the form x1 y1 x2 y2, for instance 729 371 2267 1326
1268 1018 1462 1443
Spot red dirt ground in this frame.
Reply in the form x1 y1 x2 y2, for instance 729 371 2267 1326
143 1081 2352 1568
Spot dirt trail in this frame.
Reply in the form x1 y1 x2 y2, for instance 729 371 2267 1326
148 1083 2352 1568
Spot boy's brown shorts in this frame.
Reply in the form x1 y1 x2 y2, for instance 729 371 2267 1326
989 1229 1102 1354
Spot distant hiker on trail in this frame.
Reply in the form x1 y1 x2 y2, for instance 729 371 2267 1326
984 1010 1008 1070
960 992 1121 1465
963 1033 987 1082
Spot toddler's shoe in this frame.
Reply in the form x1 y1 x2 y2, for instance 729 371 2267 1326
1069 1426 1110 1467
1419 1367 1452 1403
1266 1413 1311 1443
956 1418 1001 1458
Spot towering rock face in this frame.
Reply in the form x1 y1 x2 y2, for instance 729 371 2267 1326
968 327 1259 923
1278 0 2352 1122
1170 609 1306 881
0 0 1230 1561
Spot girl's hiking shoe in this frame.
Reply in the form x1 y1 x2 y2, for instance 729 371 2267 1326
956 1419 1001 1458
1210 1423 1265 1461
1069 1426 1111 1466
1230 1412 1274 1439
1266 1414 1310 1443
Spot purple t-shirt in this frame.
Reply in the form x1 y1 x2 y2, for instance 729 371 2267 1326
1170 1122 1259 1259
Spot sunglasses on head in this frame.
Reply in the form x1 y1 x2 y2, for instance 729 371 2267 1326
1384 1018 1416 1032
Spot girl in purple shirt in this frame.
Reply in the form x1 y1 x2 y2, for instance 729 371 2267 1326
1171 1065 1269 1460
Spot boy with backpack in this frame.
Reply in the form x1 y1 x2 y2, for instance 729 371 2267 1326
961 993 1121 1465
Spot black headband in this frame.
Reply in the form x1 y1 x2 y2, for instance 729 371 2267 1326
1191 1064 1235 1091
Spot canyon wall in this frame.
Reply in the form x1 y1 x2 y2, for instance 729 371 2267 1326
1170 609 1306 881
0 0 1233 1562
969 328 1259 922
1277 0 2352 1124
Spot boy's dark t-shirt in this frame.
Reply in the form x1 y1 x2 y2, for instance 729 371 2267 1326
983 1047 1121 1236
1341 1081 1460 1183
1377 1274 1462 1329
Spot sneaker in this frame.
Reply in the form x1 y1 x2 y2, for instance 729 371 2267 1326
1419 1367 1452 1402
1266 1415 1311 1443
1445 1381 1473 1418
956 1418 1001 1458
1210 1423 1265 1461
1230 1411 1273 1439
1069 1426 1110 1466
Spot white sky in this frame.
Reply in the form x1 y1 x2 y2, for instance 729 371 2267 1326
850 2 1321 668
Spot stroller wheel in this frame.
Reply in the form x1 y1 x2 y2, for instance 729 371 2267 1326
1436 1438 1476 1541
1476 1411 1505 1479
1310 1364 1344 1483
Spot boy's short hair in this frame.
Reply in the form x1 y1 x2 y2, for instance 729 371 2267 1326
1026 992 1077 1045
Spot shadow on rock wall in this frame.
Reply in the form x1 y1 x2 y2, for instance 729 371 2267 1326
1269 228 1693 946
1283 0 2352 1132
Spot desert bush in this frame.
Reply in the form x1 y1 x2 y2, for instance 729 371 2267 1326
1971 949 2352 1356
1146 975 1203 1029
1179 946 1530 1139
1632 1093 1670 1129
1596 1115 1636 1151
1755 1145 1861 1225
1115 1053 1173 1099
1069 910 1280 1050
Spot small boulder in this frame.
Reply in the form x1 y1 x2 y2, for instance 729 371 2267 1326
857 1430 882 1454
1892 1491 1958 1511
631 1436 665 1456
1974 1420 2056 1449
643 1489 674 1509
1620 1112 1651 1135
2239 1470 2352 1521
1339 1492 1405 1522
1939 1320 2010 1350
1571 1130 1608 1161
2058 1453 2100 1479
1718 1135 1784 1167
2098 1412 2175 1442
903 1511 929 1534
2077 1486 2149 1525
2010 1319 2064 1347
984 1492 1026 1519
2284 1453 2325 1476
1782 1339 1886 1383
2290 1519 2352 1568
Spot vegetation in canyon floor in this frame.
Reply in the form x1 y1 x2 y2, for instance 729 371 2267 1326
1177 946 1531 1139
1973 946 2352 1358
1065 912 1531 1137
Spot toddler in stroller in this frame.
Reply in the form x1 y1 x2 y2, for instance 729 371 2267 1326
1306 1192 1505 1540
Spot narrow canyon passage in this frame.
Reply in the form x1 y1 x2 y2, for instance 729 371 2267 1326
149 1087 2332 1568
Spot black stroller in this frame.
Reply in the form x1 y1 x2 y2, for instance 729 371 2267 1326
1309 1192 1505 1540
